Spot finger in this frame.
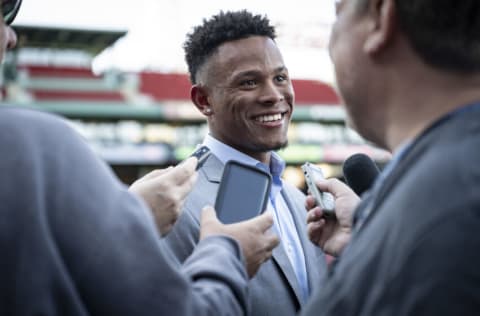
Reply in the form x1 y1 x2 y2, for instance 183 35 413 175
172 171 198 202
308 220 325 244
164 157 197 185
306 207 323 223
188 169 199 186
130 166 172 188
313 178 333 193
316 178 357 198
245 211 274 233
200 205 220 226
264 234 280 251
149 166 173 177
305 195 316 209
262 249 274 264
180 156 198 171
133 167 173 183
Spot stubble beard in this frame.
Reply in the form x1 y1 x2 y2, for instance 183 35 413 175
249 139 289 153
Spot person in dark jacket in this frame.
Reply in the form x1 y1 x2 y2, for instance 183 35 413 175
303 0 480 315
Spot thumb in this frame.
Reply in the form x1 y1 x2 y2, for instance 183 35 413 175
182 156 199 170
141 166 173 181
200 205 220 226
165 158 197 185
244 211 274 233
314 178 330 192
320 178 357 198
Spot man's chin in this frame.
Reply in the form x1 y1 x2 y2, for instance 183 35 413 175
254 140 289 153
271 141 288 152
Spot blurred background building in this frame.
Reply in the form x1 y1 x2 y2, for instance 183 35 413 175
2 0 390 188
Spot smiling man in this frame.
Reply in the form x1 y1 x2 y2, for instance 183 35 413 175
164 10 327 316
192 35 292 163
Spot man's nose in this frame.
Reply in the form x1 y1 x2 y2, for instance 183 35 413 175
259 81 285 105
6 26 18 50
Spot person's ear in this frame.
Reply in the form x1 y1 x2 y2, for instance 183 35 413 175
191 85 213 116
363 0 396 55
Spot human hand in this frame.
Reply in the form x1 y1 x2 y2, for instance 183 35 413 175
129 157 198 236
199 206 279 278
306 178 360 257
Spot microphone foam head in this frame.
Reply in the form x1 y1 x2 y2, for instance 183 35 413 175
342 153 380 196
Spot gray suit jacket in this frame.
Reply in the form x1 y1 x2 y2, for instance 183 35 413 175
165 153 327 316
302 106 480 315
0 108 249 316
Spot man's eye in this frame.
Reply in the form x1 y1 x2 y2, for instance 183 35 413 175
275 75 288 83
240 79 257 87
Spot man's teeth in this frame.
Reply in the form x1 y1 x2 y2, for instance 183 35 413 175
255 113 283 122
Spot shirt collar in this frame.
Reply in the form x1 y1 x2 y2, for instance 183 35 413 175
269 151 286 179
202 134 286 178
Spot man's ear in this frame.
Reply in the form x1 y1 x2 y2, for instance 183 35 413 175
363 0 396 54
191 85 213 116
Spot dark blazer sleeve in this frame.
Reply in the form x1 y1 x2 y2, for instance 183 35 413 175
0 109 248 316
372 210 480 316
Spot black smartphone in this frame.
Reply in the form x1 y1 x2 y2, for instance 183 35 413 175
190 146 210 170
301 162 336 216
215 160 272 224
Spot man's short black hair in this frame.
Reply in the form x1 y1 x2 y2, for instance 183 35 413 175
184 10 276 84
394 0 480 74
357 0 480 74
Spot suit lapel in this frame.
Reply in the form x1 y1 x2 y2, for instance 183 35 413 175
187 154 224 214
269 187 313 305
283 187 324 295
283 186 325 296
202 154 224 183
271 237 304 304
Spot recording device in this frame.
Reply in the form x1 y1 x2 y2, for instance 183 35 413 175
215 160 271 224
190 146 211 170
342 153 380 196
301 162 335 215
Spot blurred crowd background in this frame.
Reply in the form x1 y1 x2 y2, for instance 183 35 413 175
2 0 390 187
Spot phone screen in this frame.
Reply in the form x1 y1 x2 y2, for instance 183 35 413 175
215 160 272 224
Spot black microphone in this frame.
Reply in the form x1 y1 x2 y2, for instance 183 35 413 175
342 153 380 196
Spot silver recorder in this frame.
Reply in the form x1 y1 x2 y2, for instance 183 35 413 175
301 162 335 216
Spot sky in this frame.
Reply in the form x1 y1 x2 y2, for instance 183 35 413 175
14 0 337 82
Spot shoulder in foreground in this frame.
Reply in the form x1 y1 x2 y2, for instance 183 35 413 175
0 106 70 130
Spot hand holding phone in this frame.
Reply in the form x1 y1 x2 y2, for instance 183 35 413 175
301 162 335 216
215 160 272 224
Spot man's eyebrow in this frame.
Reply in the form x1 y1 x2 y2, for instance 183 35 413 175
232 66 289 80
231 69 263 80
274 66 288 73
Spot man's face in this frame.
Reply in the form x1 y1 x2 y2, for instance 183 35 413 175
0 1 18 62
329 0 384 145
0 24 5 62
0 24 16 62
201 36 294 157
